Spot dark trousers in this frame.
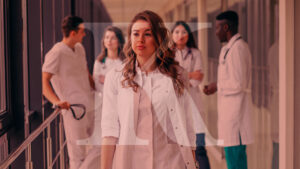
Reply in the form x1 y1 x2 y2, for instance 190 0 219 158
272 142 279 169
195 133 211 169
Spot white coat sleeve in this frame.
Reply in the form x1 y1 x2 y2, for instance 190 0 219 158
93 60 102 76
101 69 120 138
183 90 197 149
219 44 251 96
189 49 203 87
93 61 102 85
179 69 196 148
176 67 196 148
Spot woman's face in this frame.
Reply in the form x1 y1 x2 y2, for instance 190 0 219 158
172 25 188 47
131 20 156 60
104 30 119 51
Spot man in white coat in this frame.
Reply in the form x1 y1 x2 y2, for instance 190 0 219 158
42 16 95 169
203 11 254 169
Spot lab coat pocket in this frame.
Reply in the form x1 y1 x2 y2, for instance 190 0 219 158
218 94 243 123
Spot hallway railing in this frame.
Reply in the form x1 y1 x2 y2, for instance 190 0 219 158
0 109 67 169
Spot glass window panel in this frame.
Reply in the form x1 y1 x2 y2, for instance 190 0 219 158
206 0 222 67
0 0 6 114
227 0 280 169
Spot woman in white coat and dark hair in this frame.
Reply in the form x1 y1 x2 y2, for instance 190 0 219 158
77 26 126 169
93 26 125 92
81 26 125 145
172 20 211 169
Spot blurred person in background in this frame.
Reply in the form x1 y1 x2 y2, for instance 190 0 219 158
172 20 210 169
42 15 95 169
204 10 254 169
78 26 125 169
93 26 125 92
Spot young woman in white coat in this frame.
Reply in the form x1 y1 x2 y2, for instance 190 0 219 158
80 26 125 144
93 26 125 130
172 20 210 169
93 26 125 92
93 26 125 138
101 10 198 169
77 26 126 169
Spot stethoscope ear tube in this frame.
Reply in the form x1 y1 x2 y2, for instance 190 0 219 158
53 104 86 120
69 104 86 120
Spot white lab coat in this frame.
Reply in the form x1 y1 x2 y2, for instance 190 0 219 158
93 58 123 92
217 33 254 147
78 58 123 145
101 64 198 169
175 47 205 134
77 58 123 169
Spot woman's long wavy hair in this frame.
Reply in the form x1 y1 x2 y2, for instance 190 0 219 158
97 26 125 62
171 20 198 49
121 10 185 95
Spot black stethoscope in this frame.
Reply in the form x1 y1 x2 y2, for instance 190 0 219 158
54 104 86 120
222 36 242 61
179 48 193 60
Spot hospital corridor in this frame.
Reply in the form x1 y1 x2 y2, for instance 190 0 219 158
0 0 299 169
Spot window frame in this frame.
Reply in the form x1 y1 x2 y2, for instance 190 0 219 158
0 0 6 114
0 0 12 136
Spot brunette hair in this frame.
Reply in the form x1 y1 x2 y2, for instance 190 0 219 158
61 15 84 37
97 26 125 62
122 10 185 95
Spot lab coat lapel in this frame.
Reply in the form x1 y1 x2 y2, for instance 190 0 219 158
133 70 142 134
133 87 141 134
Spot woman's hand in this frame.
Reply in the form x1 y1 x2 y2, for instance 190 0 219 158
98 75 105 84
189 71 204 81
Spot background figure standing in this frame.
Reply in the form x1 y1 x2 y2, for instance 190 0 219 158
93 26 125 92
42 16 95 169
77 26 125 169
80 26 125 144
204 11 254 169
101 10 197 169
171 20 210 169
